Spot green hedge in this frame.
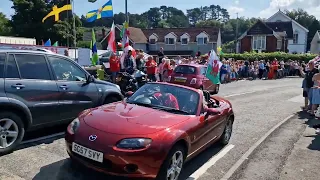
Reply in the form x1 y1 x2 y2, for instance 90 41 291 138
221 52 317 62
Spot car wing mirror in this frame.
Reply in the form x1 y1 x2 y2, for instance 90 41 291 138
205 107 220 115
125 91 134 97
86 75 94 83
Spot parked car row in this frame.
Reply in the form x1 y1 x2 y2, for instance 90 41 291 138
0 49 123 154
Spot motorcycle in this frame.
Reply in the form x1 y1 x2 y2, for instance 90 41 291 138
133 70 147 88
116 72 138 94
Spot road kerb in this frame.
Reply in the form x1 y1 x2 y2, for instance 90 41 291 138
220 113 296 180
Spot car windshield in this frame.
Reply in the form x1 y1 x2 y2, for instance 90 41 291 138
174 65 197 74
127 83 200 115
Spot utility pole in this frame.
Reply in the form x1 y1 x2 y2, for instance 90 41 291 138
235 12 239 53
71 0 77 60
125 0 128 22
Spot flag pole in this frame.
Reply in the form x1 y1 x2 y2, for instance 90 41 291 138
125 0 128 22
72 0 77 60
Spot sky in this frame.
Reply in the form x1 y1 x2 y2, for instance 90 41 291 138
0 0 320 20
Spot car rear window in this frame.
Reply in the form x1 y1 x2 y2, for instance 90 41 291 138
174 65 197 74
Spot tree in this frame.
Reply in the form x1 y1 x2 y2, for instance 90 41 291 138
165 7 189 27
285 9 316 29
307 19 320 50
196 19 222 28
144 8 162 28
10 0 82 46
0 13 12 36
11 0 49 40
186 8 202 25
285 9 318 51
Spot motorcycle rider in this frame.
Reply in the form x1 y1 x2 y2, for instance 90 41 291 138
124 50 135 74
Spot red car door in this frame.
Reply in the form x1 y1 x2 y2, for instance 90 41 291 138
205 107 225 141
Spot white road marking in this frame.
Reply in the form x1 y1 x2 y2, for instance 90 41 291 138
220 114 296 180
21 132 65 145
187 144 235 180
224 91 259 98
288 95 304 103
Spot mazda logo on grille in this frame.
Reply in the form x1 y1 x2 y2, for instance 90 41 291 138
89 135 97 141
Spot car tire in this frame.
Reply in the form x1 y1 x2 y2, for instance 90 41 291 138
0 112 25 155
104 96 120 105
219 117 233 145
156 145 186 180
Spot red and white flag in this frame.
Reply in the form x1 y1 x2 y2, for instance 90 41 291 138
107 22 116 53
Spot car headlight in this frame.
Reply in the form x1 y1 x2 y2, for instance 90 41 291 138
68 118 80 135
116 138 152 150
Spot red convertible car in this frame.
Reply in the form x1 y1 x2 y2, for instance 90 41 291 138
65 82 234 180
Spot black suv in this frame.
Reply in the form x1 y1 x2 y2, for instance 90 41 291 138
0 50 123 154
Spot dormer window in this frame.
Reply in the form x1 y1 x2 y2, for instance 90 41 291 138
180 33 190 45
149 39 156 44
149 33 158 44
164 32 177 45
181 38 188 45
196 32 209 45
165 38 175 45
197 37 208 45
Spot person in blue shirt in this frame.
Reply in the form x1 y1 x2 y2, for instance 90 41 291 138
220 61 228 83
258 60 265 79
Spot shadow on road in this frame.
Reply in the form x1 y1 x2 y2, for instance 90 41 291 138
14 124 68 152
297 111 320 151
179 144 223 180
32 144 223 180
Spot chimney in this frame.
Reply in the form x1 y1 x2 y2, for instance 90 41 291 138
102 28 106 37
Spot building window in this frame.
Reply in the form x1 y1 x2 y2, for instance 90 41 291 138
181 38 188 45
197 37 208 45
293 33 298 44
149 38 156 44
252 36 266 50
165 38 175 45
277 40 282 50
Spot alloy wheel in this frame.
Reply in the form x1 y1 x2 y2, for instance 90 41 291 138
0 118 19 149
167 150 184 180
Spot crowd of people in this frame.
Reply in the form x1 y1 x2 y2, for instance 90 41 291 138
300 59 320 134
108 48 320 132
108 48 310 84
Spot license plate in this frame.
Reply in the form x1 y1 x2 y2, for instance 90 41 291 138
175 78 186 82
72 142 104 163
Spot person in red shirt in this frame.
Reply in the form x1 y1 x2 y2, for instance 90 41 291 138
154 92 179 109
168 60 174 76
109 53 120 83
146 56 157 81
272 59 279 79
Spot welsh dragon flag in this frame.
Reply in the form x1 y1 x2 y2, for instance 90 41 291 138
206 49 222 84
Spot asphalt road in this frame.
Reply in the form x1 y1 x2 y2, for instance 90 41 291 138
0 78 309 180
